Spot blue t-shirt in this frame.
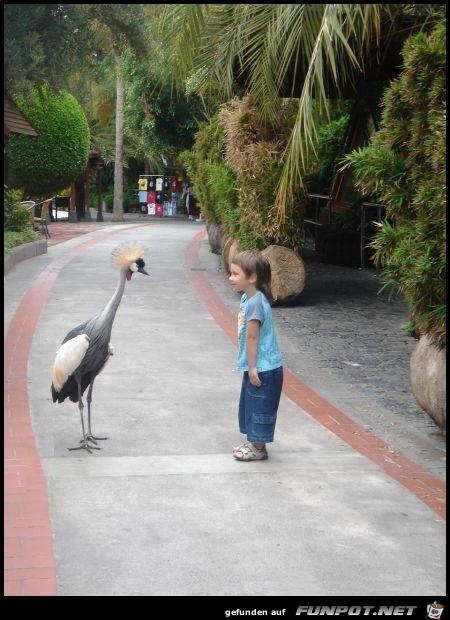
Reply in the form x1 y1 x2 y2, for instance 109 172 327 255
237 291 282 372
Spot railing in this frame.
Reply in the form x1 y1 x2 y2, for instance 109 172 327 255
300 194 331 252
20 197 54 214
301 196 388 268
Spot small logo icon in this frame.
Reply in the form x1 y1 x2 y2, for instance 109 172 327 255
427 602 444 620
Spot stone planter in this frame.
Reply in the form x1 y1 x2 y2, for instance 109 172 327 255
410 335 446 431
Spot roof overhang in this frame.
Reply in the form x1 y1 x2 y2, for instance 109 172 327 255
4 96 38 137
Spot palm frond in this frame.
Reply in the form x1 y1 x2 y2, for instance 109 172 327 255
159 4 210 89
275 4 383 222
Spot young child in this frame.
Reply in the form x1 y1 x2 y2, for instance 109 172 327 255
229 250 283 461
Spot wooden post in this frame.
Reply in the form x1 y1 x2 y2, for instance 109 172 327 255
84 159 92 220
96 168 103 222
68 182 77 222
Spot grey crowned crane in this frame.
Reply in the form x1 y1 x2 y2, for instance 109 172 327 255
51 243 149 453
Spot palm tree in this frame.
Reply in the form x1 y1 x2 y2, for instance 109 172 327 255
83 4 150 222
162 4 440 222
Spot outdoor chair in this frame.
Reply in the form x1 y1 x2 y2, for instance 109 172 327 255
19 201 37 224
19 200 36 211
33 199 51 238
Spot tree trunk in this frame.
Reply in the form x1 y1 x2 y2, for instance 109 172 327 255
113 53 124 222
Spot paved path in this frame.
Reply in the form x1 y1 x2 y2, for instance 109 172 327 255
4 220 445 596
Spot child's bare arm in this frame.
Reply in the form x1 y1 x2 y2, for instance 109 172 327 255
246 319 261 386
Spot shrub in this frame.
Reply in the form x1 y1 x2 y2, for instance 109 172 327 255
4 188 32 231
307 111 351 195
4 187 40 253
204 161 240 236
343 16 446 348
4 229 41 254
218 95 302 249
8 84 90 197
178 115 229 224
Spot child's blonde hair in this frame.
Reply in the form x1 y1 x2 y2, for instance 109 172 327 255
231 249 273 303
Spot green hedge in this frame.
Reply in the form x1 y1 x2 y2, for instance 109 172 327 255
343 16 446 348
8 84 90 197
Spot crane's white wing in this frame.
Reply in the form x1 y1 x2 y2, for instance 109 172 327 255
52 334 90 392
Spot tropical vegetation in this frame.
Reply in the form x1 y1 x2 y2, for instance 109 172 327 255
343 14 446 348
7 85 90 198
4 189 40 255
3 3 445 351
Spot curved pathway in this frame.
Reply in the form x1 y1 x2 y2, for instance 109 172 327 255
4 224 149 595
4 221 445 596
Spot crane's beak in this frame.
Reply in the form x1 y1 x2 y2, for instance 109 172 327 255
138 267 149 275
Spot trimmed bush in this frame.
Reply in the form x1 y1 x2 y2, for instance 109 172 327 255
8 84 90 197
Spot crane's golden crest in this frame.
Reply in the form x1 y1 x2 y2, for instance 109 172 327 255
111 242 146 269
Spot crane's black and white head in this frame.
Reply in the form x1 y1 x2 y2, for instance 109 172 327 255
112 243 149 281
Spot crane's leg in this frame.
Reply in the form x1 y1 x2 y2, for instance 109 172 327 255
69 378 100 453
84 378 108 444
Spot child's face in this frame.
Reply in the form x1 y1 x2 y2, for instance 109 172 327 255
229 263 256 293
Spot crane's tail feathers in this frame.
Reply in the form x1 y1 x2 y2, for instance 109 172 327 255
112 242 146 270
52 334 90 393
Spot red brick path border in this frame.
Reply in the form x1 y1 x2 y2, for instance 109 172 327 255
185 230 446 521
4 224 149 596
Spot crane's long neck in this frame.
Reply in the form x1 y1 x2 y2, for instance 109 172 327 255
98 269 127 333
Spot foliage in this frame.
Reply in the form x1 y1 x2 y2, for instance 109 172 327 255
4 189 31 231
218 96 303 249
306 110 351 194
4 4 95 95
162 4 441 222
342 16 446 348
203 162 240 236
178 114 228 223
4 229 42 255
122 47 203 171
3 188 40 253
100 186 137 211
7 85 90 198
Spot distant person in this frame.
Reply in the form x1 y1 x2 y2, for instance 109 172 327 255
186 186 194 220
229 250 283 460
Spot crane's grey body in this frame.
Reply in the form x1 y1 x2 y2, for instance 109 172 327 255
51 253 148 453
63 270 125 378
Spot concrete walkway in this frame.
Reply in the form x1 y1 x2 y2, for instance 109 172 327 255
4 219 445 596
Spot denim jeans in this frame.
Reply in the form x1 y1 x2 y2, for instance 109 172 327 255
238 366 283 443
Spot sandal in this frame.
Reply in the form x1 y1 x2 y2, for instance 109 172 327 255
233 443 268 461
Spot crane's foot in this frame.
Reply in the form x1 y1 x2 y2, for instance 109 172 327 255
68 441 101 454
80 434 108 446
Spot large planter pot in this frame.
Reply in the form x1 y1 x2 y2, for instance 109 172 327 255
410 335 446 431
261 245 306 305
227 240 240 271
206 221 223 253
221 236 234 274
